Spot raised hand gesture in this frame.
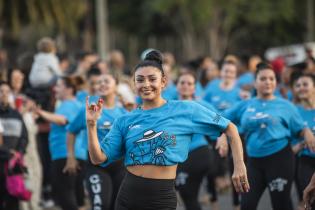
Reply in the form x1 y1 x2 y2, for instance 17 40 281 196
86 96 104 127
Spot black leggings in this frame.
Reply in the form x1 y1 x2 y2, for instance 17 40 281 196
294 155 303 202
85 159 125 210
51 158 86 210
115 171 177 210
241 145 294 210
206 142 228 202
176 146 212 210
298 155 315 210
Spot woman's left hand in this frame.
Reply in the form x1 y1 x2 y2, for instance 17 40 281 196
232 160 250 193
305 135 315 153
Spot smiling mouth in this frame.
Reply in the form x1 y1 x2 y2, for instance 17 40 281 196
143 91 152 95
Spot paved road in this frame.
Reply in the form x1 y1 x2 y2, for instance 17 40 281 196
46 185 300 210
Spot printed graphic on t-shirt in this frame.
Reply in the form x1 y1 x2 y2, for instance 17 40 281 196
268 178 288 192
98 121 112 130
129 130 176 166
176 172 189 186
245 112 277 139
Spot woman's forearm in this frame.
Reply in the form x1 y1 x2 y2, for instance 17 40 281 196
38 109 67 125
87 125 107 164
224 123 244 164
66 132 76 158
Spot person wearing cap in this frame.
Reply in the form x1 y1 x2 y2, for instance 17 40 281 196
86 49 249 210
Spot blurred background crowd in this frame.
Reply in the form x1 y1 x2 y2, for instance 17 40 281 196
0 0 315 210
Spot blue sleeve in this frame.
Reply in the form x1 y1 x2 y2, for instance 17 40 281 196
67 107 86 134
223 101 246 125
99 118 125 167
190 102 230 138
59 103 78 123
198 100 217 112
286 103 305 138
203 90 212 103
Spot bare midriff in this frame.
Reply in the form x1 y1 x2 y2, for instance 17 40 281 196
127 165 178 179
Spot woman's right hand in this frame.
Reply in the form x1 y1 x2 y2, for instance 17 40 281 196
63 156 80 175
86 96 104 127
216 134 229 157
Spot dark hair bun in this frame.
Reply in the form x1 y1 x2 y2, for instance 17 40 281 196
144 50 163 65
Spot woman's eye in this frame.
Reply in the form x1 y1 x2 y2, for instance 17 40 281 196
136 79 144 83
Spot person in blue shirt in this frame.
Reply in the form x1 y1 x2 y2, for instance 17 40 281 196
224 63 315 210
237 55 261 91
76 67 101 104
204 59 246 208
174 71 228 210
203 59 245 112
291 73 315 210
35 76 86 210
86 50 248 210
65 73 127 210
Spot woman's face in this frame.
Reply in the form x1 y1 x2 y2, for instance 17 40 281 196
97 74 117 97
255 69 277 97
134 66 166 101
177 74 195 98
54 79 67 100
88 75 101 95
220 63 237 82
294 76 315 100
11 70 24 93
0 84 11 105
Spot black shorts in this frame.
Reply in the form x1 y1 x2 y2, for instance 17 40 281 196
115 170 177 210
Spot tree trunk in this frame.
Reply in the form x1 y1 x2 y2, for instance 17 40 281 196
306 0 314 42
96 0 110 60
208 8 229 60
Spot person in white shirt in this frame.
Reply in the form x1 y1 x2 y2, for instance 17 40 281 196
29 37 62 88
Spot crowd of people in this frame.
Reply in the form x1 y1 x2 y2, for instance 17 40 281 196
0 37 315 210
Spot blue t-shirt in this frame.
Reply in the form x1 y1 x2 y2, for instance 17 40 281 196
204 79 221 93
163 82 178 100
99 100 230 167
189 100 218 152
49 99 83 160
76 90 99 104
67 105 127 160
203 82 242 112
224 97 305 158
237 72 254 88
296 105 315 158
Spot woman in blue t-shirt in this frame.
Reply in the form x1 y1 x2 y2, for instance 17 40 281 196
203 60 244 112
66 73 127 210
224 63 315 210
86 50 249 210
36 76 85 210
175 71 228 210
291 73 315 210
204 59 246 208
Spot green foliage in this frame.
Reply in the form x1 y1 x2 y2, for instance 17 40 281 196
0 0 87 38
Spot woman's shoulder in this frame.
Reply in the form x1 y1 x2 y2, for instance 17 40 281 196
274 97 296 108
168 100 201 109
